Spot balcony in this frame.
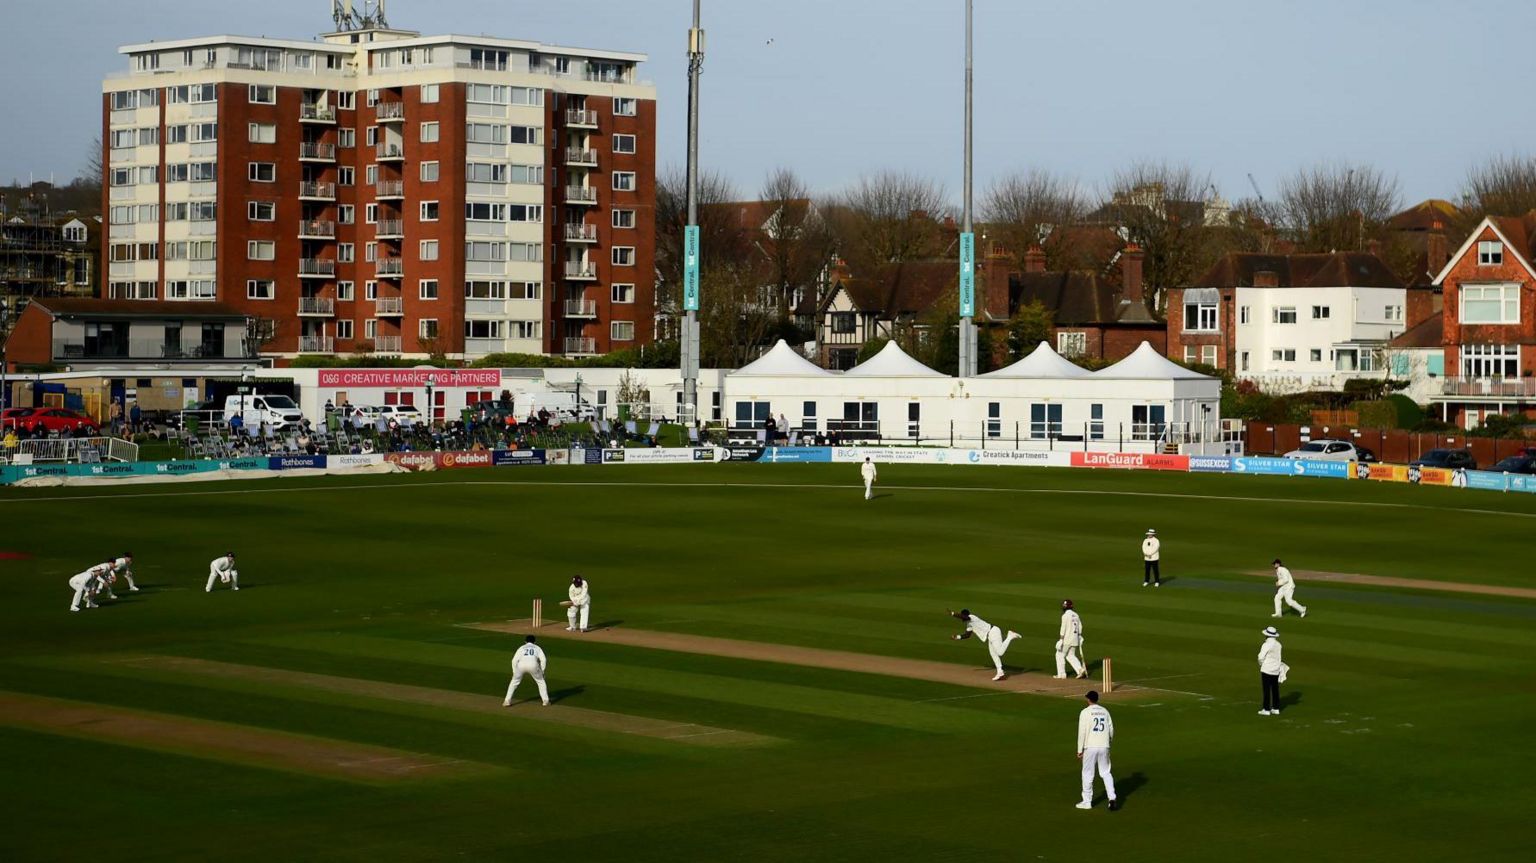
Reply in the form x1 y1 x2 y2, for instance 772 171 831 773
564 299 598 318
299 219 336 239
299 142 336 162
376 180 404 199
300 104 336 124
1439 376 1536 399
564 223 598 243
375 219 404 239
376 258 404 277
299 181 336 201
375 296 404 316
376 101 405 122
564 148 597 167
564 262 597 280
298 335 335 353
564 186 597 205
298 297 335 316
299 258 336 278
51 339 250 362
565 108 598 128
376 143 405 161
373 334 403 353
564 336 597 355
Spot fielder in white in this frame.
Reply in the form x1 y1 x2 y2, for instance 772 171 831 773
111 552 139 593
68 561 113 612
564 575 590 632
949 608 1021 680
1076 690 1118 810
1271 558 1306 618
503 635 550 707
861 457 877 500
206 552 239 592
1055 599 1087 679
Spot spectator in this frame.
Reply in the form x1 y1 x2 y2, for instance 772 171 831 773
109 398 123 435
229 413 244 435
129 402 143 436
778 412 789 442
324 399 335 415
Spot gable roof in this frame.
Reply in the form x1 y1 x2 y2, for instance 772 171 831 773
832 260 958 319
843 340 945 377
1431 214 1536 285
731 339 833 376
1387 314 1443 349
26 298 247 320
1095 341 1213 380
1193 252 1404 289
1010 271 1160 327
981 341 1091 378
1386 199 1459 233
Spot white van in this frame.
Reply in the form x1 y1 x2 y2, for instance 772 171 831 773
224 394 305 431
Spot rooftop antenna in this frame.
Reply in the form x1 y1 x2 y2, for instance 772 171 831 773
332 0 388 31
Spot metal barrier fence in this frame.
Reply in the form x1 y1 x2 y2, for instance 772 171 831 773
2 436 140 464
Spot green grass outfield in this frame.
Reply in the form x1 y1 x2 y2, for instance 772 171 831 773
1 465 1533 861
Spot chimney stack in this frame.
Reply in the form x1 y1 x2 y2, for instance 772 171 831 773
1254 270 1280 288
1121 244 1144 302
1023 245 1047 273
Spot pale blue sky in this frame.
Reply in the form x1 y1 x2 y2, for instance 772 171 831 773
2 0 1532 206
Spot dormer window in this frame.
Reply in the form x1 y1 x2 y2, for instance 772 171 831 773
1478 240 1503 265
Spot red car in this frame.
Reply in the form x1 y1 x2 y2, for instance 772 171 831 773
1 407 37 429
17 408 101 435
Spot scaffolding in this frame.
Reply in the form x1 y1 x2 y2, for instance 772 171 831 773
0 193 97 341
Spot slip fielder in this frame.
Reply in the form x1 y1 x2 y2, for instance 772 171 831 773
948 608 1021 681
503 635 550 707
206 552 239 592
111 552 139 593
1055 599 1087 679
67 560 113 612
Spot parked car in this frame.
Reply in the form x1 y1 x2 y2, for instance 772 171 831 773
1410 449 1477 470
1354 446 1379 463
1491 455 1536 474
1282 440 1363 461
2 407 38 429
223 394 305 431
18 408 101 435
343 404 423 425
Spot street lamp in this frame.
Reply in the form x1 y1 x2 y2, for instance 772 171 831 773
574 373 583 420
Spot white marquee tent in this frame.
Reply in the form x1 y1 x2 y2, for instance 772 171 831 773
722 340 1226 452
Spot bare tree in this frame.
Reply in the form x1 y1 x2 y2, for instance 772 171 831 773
829 170 950 274
1101 161 1217 314
981 169 1086 268
758 167 833 318
1276 162 1400 253
697 261 782 368
1459 154 1536 226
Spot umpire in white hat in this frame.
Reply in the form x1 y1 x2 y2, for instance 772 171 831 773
1140 529 1161 587
1258 626 1287 715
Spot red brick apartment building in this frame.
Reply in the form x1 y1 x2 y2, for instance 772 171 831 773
101 20 656 362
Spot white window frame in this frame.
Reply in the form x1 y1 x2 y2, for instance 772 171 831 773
1183 302 1218 332
611 320 635 341
1478 240 1504 266
1311 305 1330 320
1273 307 1297 324
336 319 354 339
612 171 636 191
1460 283 1520 325
420 122 439 143
419 161 439 182
612 209 635 229
246 240 276 261
248 84 276 105
419 278 439 300
418 319 439 340
247 122 276 144
611 283 635 304
612 246 636 266
419 240 439 261
612 133 636 154
248 162 276 183
420 83 440 103
247 201 275 221
614 97 637 116
420 201 439 222
246 279 275 300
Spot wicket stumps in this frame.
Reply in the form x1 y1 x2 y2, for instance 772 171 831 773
1103 657 1113 693
532 598 543 629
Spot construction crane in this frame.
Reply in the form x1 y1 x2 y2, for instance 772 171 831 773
1247 173 1265 204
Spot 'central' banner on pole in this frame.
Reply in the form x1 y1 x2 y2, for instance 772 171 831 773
683 225 701 311
958 231 975 318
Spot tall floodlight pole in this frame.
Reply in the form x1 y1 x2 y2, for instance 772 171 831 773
680 0 704 423
957 0 977 377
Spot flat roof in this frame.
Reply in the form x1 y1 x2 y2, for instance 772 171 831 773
120 35 357 55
